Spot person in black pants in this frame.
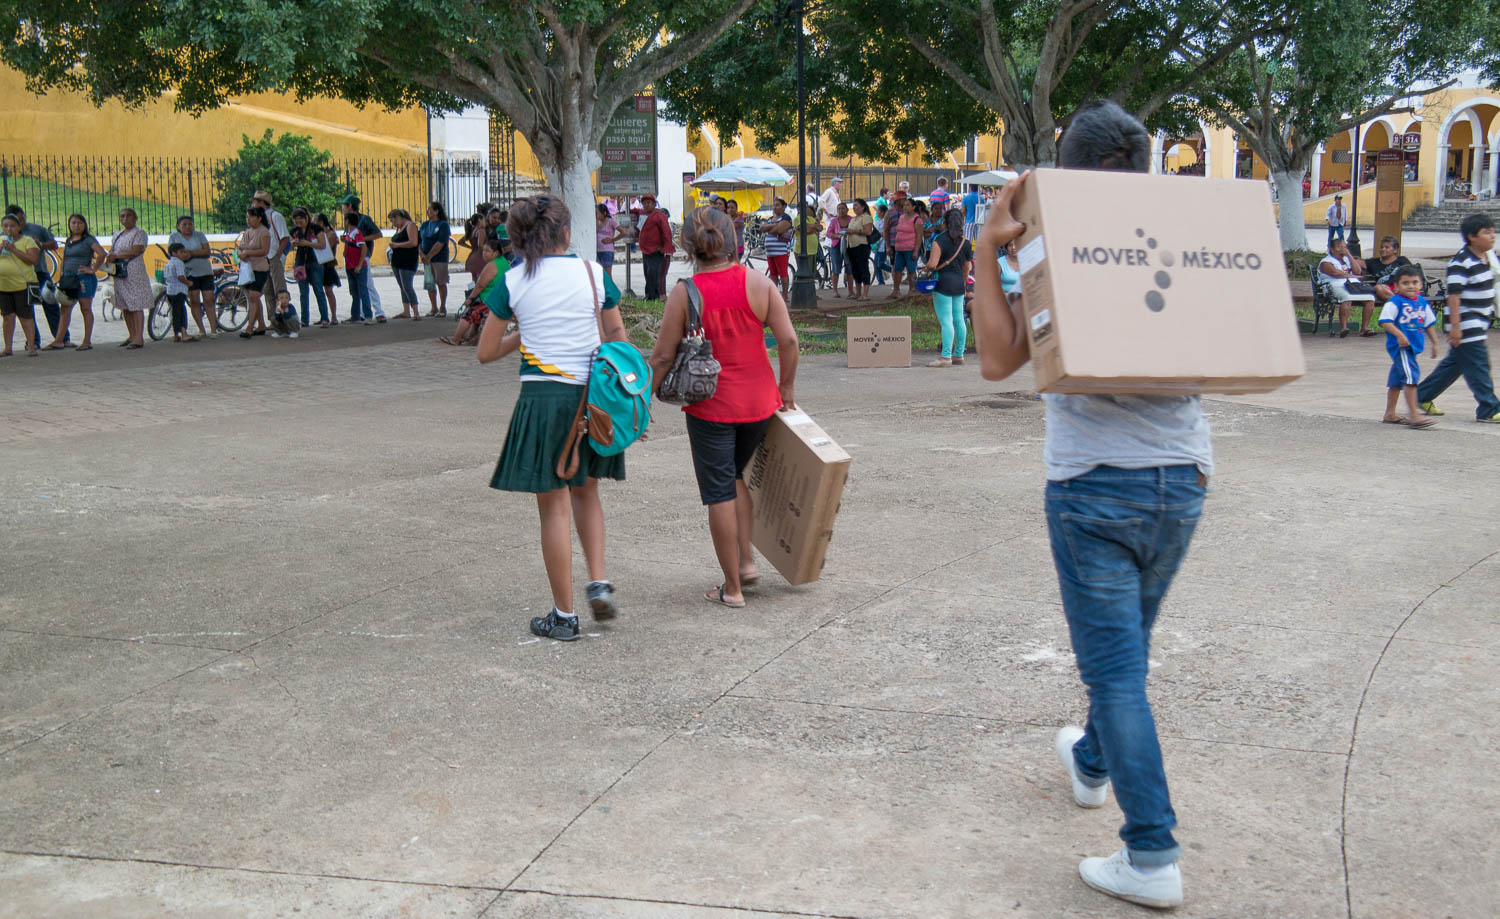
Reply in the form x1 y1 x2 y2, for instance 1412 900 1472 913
7 206 64 348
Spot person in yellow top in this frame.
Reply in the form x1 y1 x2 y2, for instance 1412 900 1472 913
0 212 41 357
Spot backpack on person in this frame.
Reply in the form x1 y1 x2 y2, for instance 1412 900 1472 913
556 262 653 477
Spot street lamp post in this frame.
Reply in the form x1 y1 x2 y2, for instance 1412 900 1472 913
789 0 818 309
1348 118 1364 257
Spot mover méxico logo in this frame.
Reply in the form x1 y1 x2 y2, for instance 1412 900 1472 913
851 332 908 354
1070 228 1265 312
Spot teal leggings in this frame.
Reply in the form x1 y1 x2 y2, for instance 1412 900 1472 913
933 291 967 359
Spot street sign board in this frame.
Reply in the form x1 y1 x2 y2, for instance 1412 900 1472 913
599 95 658 195
1399 132 1421 151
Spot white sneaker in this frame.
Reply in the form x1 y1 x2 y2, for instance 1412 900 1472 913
1079 849 1183 909
1056 726 1108 808
269 331 282 338
288 331 299 339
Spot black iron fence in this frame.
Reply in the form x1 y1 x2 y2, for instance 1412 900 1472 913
0 153 509 236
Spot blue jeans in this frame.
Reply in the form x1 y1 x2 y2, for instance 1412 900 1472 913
933 291 966 358
1046 464 1206 867
873 247 889 285
297 261 329 324
358 263 384 317
1417 339 1500 419
347 265 370 320
1327 224 1345 246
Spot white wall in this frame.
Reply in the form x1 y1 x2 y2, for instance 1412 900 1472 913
657 118 696 219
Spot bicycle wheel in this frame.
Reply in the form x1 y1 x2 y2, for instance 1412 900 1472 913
148 293 174 341
215 282 249 331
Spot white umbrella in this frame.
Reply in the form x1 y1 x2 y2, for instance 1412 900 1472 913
960 168 1019 187
690 158 793 191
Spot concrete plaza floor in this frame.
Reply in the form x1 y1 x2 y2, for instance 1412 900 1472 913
2 325 1497 918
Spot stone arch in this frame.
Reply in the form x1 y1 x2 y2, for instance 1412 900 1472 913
1434 96 1500 203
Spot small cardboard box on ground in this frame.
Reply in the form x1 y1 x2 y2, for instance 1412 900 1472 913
746 410 851 585
1009 169 1304 394
846 316 912 368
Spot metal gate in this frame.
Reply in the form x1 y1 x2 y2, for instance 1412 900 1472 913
489 111 518 206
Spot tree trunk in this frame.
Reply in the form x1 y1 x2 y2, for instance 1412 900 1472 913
541 148 603 262
1271 169 1309 251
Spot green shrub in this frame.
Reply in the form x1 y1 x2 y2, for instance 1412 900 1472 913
210 130 348 233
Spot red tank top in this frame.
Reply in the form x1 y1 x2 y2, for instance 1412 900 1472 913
683 265 782 423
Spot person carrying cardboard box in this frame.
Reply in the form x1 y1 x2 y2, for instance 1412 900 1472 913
968 100 1210 910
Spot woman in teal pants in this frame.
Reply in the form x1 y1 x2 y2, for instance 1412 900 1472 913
924 209 974 367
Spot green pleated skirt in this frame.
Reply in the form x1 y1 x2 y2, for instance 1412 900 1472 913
490 380 626 493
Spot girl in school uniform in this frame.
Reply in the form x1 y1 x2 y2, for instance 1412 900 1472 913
477 195 629 642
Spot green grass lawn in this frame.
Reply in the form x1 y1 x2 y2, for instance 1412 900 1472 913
2 175 188 236
618 294 959 356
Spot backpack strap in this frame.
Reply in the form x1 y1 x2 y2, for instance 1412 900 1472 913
554 260 603 482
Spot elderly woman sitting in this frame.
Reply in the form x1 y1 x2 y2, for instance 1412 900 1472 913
1318 238 1374 338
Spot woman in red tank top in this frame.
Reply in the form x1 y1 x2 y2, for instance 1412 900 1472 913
649 206 801 608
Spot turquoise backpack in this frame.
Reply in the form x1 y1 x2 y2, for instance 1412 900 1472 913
556 262 653 478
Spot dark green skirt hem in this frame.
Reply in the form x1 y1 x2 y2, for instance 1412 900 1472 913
490 381 626 493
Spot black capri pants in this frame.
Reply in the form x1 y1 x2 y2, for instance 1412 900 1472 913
847 244 871 285
684 414 775 505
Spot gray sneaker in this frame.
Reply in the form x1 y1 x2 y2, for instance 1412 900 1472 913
529 608 579 642
1079 849 1183 909
586 581 617 621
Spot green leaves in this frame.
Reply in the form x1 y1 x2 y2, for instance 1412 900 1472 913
209 130 346 232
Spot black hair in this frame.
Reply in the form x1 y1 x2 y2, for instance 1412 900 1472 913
1379 235 1400 251
119 207 138 220
1390 265 1424 285
682 205 734 263
291 206 310 221
1 213 20 228
482 236 503 255
506 194 570 278
343 211 360 226
314 213 334 232
67 214 91 239
1460 213 1495 244
943 207 965 243
853 198 869 214
772 197 786 207
168 242 187 255
387 208 411 222
176 214 194 228
1059 100 1151 173
597 203 611 218
246 206 267 226
876 204 888 216
4 204 24 219
494 209 508 222
428 201 447 221
343 196 362 210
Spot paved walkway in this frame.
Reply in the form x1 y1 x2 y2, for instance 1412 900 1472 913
2 330 1496 918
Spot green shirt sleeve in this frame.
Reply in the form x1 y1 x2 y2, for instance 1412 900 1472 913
602 270 621 311
485 269 513 320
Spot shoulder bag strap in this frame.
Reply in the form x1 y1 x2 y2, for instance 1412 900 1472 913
555 260 602 482
677 277 704 335
935 236 966 272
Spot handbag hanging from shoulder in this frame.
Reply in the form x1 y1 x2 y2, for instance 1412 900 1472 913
656 277 722 405
237 260 255 286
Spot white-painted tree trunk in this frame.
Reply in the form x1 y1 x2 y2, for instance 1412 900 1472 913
1272 169 1309 251
541 150 604 262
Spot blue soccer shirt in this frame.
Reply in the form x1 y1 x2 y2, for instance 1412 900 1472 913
1378 293 1436 353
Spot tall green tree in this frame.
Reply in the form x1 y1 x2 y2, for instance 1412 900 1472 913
663 0 1280 169
211 131 347 233
1187 0 1499 249
1 0 757 252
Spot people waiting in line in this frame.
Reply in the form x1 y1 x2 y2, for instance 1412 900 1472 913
341 211 372 325
315 213 342 323
237 205 272 338
824 202 850 297
169 215 218 338
595 203 624 279
6 206 62 349
386 208 424 320
647 205 799 609
845 199 875 300
161 242 194 342
289 207 333 327
340 195 385 321
0 211 41 356
419 202 451 317
108 207 150 348
477 194 628 642
762 198 794 297
56 214 107 350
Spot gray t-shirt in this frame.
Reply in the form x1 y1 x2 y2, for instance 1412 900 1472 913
1043 394 1214 482
169 230 212 277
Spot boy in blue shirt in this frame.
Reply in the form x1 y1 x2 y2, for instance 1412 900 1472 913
1378 265 1437 428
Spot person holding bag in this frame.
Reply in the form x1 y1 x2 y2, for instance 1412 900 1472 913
924 209 974 366
648 206 800 608
478 195 629 642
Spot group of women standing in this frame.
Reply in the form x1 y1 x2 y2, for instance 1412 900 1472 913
477 196 799 641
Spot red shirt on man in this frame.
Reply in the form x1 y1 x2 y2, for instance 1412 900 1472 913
638 210 675 255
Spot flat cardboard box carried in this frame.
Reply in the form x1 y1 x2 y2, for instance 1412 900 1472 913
846 316 912 368
1009 169 1305 394
746 410 851 585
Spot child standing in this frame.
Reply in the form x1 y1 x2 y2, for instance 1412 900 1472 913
163 242 195 342
1377 266 1436 428
1416 214 1500 422
269 289 301 338
342 213 371 324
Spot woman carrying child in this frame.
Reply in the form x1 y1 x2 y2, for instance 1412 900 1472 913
477 195 628 642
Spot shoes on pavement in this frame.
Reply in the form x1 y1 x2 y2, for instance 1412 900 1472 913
1055 726 1108 808
586 581 618 621
288 331 299 339
1420 400 1444 416
1079 849 1183 909
530 608 580 642
1478 413 1500 423
269 331 282 338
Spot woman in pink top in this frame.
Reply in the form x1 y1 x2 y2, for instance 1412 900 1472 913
825 202 852 297
887 197 921 299
649 206 800 608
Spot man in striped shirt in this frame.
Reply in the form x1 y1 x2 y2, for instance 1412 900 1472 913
1417 213 1500 422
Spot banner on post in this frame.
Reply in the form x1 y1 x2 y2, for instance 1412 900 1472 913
599 95 658 195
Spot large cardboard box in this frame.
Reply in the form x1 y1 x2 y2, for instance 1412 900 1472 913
746 410 851 585
1009 169 1304 394
846 316 912 368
